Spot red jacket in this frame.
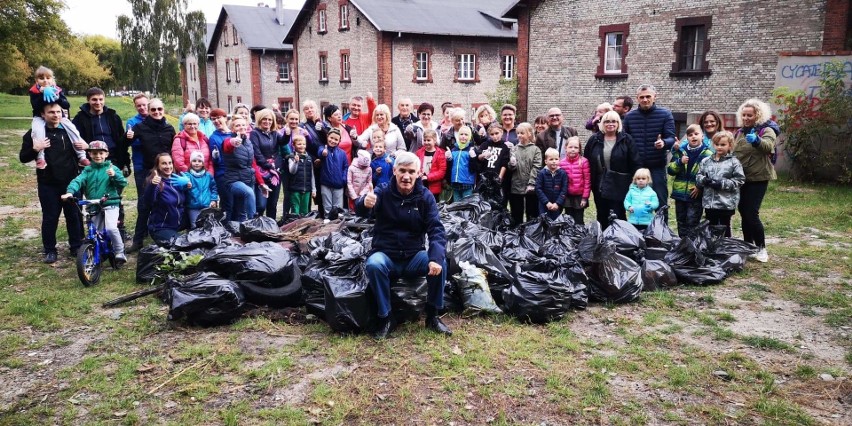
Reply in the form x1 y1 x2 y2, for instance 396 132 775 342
559 155 591 199
172 130 213 175
416 147 447 195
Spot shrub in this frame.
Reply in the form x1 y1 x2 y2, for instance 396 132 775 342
772 61 852 183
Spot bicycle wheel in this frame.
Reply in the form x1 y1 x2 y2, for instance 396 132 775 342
76 241 102 287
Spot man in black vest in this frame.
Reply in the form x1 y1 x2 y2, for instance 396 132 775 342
535 107 578 160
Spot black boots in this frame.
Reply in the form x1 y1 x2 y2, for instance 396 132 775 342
372 315 397 340
425 306 452 336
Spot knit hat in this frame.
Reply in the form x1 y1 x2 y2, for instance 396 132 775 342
210 108 227 119
356 150 371 167
190 151 205 163
323 104 340 120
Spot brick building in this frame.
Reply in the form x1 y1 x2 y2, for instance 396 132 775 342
504 0 851 138
199 1 300 112
285 0 518 117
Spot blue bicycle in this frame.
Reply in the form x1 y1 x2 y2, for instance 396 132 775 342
69 195 122 286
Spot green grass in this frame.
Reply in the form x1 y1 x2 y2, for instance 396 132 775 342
0 112 849 424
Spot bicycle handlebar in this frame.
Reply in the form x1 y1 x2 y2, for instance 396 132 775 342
66 195 123 206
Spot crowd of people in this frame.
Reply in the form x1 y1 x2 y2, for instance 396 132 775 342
20 66 778 336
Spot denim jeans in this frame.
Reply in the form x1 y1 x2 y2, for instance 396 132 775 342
230 181 256 222
365 250 445 318
214 174 231 221
256 181 280 219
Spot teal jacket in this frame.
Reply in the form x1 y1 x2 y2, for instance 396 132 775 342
623 183 659 226
66 160 127 209
667 141 713 202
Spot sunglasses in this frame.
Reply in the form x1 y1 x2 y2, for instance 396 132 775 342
150 107 164 111
603 120 618 124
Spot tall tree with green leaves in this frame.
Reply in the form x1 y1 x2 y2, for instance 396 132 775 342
116 0 206 95
0 0 69 90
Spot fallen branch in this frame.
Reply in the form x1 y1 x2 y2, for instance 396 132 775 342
147 359 208 395
102 284 165 308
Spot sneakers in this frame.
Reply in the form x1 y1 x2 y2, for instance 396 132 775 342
78 158 90 167
126 242 143 254
114 256 127 268
753 248 769 263
36 158 47 169
43 252 58 264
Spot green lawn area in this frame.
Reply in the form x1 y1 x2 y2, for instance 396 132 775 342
0 108 849 425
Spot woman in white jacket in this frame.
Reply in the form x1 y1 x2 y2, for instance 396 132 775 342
357 104 404 155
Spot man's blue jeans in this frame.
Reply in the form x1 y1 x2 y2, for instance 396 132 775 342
365 250 445 318
650 167 669 220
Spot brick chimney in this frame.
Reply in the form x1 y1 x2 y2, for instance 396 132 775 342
276 0 284 25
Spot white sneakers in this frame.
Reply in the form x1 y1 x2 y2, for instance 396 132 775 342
749 248 769 263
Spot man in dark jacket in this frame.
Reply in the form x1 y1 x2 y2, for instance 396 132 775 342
20 103 84 263
535 107 578 160
357 152 451 339
391 97 419 150
73 87 130 239
622 84 676 218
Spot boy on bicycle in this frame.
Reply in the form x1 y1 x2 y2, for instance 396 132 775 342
62 141 128 265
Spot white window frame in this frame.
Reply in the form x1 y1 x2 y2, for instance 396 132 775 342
319 54 328 81
339 4 349 29
341 53 350 81
604 32 624 74
501 55 515 80
318 9 327 32
416 52 429 81
278 62 291 81
457 54 475 81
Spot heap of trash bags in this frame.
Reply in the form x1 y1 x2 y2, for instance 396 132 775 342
136 198 757 330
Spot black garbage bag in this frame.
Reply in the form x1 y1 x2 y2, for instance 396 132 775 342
136 244 168 283
194 208 225 228
664 237 726 285
301 261 326 317
643 205 680 249
641 259 678 291
439 211 468 239
706 237 757 275
503 258 587 324
239 216 285 242
441 279 464 314
603 215 646 262
323 263 375 333
517 216 549 247
587 253 643 303
478 210 513 232
166 272 245 326
198 242 296 288
475 171 505 208
477 231 505 255
644 247 669 261
445 193 491 221
447 237 513 288
390 277 428 323
453 261 502 316
503 230 541 253
224 221 242 235
540 235 575 259
578 221 617 263
171 216 231 251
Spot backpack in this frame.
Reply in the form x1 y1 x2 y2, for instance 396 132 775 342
735 120 782 164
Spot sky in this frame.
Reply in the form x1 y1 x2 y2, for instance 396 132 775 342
62 0 304 39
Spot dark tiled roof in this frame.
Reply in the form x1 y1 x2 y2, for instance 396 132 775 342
204 23 216 50
350 0 517 38
210 4 299 53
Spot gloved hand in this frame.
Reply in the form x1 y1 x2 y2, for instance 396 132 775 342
709 179 723 190
121 165 131 178
170 174 190 188
349 128 358 138
264 168 280 187
468 147 477 158
509 155 517 167
746 129 759 145
405 123 415 134
211 147 220 160
315 121 324 131
505 141 514 149
701 176 713 186
42 86 58 103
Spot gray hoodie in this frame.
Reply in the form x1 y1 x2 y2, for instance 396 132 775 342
696 153 745 210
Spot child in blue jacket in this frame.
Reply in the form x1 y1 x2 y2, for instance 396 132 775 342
186 151 219 228
535 148 568 220
445 126 478 202
623 168 660 230
317 128 349 215
370 136 394 186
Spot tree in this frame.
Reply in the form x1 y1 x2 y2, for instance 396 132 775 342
82 35 126 90
0 0 69 91
117 0 206 95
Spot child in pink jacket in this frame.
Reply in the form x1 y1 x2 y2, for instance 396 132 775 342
558 136 591 224
347 150 373 211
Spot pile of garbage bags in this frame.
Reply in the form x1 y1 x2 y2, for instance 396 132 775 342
136 199 756 330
